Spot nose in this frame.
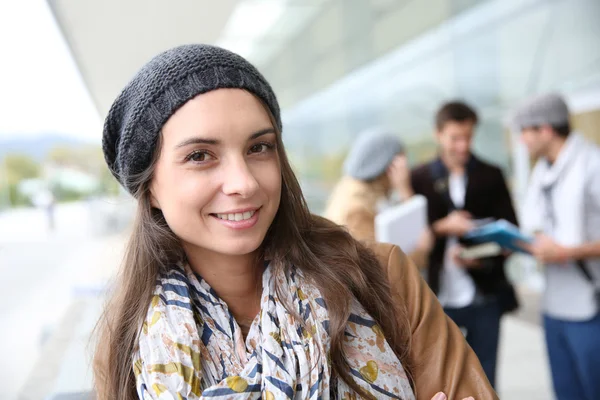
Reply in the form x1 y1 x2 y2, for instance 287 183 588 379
221 157 259 198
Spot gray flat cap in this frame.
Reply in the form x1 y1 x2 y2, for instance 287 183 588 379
343 127 404 181
510 93 570 131
103 44 281 196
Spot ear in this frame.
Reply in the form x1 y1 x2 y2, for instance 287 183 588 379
149 187 161 210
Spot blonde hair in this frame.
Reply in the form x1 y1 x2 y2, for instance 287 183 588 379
323 174 389 226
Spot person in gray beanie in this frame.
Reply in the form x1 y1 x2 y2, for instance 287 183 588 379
103 44 281 195
510 93 570 160
342 127 406 182
324 127 433 267
94 44 494 400
513 93 600 400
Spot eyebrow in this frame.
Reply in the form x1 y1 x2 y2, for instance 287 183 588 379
174 127 276 149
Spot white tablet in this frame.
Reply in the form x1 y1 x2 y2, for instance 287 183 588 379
375 195 428 253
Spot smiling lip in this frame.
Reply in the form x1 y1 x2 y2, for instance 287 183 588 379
210 207 261 230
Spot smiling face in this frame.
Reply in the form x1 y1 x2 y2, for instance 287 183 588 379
436 120 474 168
149 88 282 259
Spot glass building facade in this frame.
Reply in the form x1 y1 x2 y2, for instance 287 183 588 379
239 0 600 211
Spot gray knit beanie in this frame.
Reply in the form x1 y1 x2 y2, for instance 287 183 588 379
343 127 404 181
102 44 281 196
510 93 570 131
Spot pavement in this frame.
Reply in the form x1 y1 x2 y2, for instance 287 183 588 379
4 204 554 400
15 234 125 400
498 317 552 399
0 200 131 400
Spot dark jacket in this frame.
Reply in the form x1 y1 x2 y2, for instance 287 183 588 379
411 154 519 313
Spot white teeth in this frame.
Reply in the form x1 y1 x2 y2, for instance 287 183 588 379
215 211 255 221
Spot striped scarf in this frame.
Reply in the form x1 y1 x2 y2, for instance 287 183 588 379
134 263 415 399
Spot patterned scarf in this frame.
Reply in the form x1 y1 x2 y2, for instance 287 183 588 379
134 263 415 399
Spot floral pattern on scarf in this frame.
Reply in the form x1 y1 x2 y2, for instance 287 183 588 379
134 263 415 399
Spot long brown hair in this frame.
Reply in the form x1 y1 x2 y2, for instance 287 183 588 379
93 101 413 399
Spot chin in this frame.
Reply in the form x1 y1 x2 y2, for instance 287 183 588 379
532 149 543 159
216 236 266 256
456 155 470 165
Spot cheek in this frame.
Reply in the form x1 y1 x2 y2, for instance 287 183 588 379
258 161 282 197
153 166 215 218
521 134 535 149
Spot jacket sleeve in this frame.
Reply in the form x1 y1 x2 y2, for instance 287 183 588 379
378 243 498 400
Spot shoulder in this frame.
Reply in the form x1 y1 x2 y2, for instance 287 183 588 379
581 140 600 187
410 162 434 192
472 156 505 178
136 268 199 369
367 241 397 269
134 268 202 398
583 138 600 168
411 162 433 180
140 268 197 344
365 242 416 290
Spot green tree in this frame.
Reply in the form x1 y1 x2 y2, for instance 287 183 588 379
0 153 42 207
47 145 104 174
46 144 120 197
3 153 41 184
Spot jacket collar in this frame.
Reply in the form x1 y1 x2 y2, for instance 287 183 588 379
431 153 479 179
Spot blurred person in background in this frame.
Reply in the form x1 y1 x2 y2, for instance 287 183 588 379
33 189 55 231
514 93 600 400
323 127 433 268
410 101 520 389
93 44 494 400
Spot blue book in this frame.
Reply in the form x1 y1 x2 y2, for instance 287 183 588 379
462 219 532 253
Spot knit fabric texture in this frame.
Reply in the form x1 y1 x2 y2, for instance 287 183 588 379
343 127 404 181
510 93 570 131
102 44 281 196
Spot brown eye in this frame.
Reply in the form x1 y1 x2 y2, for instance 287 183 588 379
250 144 266 153
186 151 213 163
249 142 275 154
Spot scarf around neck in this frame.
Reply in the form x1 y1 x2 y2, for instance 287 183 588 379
133 262 415 399
521 133 588 243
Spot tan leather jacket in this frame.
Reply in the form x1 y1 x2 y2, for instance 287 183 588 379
371 241 497 399
94 244 496 400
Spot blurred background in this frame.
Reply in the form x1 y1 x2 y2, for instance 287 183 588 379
1 0 599 399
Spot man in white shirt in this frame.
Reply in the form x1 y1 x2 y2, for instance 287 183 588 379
411 101 519 389
512 93 600 400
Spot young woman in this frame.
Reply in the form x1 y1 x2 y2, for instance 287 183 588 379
324 128 433 268
94 44 495 400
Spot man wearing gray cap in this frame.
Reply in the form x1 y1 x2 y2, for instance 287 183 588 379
513 93 600 400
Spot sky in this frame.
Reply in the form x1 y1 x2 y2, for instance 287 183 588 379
0 0 101 143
